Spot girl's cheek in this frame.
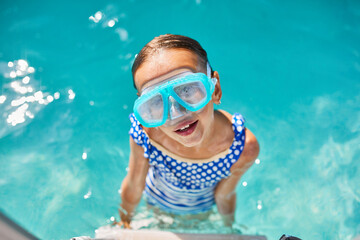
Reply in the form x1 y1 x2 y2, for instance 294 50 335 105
199 104 213 121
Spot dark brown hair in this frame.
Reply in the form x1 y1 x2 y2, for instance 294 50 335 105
131 34 212 89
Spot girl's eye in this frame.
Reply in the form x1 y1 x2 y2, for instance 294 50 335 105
175 84 196 98
182 86 193 95
149 96 163 108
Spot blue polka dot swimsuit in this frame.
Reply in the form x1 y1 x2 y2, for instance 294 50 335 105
129 112 246 214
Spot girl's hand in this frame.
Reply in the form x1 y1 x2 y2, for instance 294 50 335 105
112 219 131 229
112 208 132 229
220 212 235 227
110 207 131 229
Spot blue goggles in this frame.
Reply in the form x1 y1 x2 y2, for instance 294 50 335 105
134 71 217 128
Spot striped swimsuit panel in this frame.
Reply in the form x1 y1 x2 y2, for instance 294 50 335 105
129 113 245 214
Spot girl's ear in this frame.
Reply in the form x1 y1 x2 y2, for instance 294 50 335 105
212 71 222 104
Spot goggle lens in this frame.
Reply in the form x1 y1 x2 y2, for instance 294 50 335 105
137 94 164 124
173 81 207 106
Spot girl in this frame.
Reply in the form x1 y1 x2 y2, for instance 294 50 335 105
118 34 259 228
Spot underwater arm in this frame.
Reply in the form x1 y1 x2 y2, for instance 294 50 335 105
214 128 259 225
119 136 149 227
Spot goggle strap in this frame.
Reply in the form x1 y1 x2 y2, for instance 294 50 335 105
207 62 211 77
206 62 217 94
210 77 217 93
207 62 217 93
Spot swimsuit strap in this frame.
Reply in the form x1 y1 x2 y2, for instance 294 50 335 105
129 113 151 158
232 113 246 137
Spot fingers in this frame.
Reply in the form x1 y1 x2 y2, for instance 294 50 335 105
118 207 132 229
111 219 131 229
111 220 122 227
123 221 131 229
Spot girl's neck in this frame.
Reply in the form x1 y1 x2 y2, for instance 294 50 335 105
147 110 234 160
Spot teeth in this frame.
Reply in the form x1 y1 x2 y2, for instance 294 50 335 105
179 124 190 131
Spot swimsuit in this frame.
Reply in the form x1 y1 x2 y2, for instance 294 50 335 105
129 112 246 214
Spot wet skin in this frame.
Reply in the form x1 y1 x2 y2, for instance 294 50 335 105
118 48 260 228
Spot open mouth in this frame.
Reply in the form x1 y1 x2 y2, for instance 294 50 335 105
174 120 198 136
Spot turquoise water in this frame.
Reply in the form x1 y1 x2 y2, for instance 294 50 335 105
0 0 359 239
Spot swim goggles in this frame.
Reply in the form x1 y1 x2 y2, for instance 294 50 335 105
133 64 217 128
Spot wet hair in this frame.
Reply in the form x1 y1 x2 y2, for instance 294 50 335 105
131 34 212 90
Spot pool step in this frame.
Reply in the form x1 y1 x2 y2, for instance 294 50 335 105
0 211 38 240
93 227 267 240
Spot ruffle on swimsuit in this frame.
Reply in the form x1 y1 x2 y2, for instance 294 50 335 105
129 112 246 214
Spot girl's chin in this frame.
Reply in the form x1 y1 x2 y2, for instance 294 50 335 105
173 132 203 148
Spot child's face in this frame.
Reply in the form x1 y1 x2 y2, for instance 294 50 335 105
134 48 219 147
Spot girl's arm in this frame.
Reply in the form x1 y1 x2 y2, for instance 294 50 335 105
214 128 259 225
119 136 149 227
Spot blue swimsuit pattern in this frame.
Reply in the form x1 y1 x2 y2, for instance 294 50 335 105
129 113 246 214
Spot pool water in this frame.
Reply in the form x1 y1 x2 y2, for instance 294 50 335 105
0 0 359 239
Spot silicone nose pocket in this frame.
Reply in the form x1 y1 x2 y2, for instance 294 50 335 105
168 96 188 120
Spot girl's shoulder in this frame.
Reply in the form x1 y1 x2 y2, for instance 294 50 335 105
216 109 232 121
216 109 245 127
129 113 149 146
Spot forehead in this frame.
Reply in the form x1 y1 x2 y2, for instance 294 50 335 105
134 48 202 91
